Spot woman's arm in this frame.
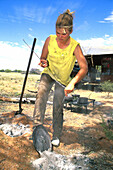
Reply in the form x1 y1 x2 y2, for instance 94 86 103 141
64 44 88 96
39 36 50 68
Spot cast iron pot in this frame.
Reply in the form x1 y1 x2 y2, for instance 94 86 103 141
78 97 88 104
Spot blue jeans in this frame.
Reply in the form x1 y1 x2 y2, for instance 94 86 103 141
33 73 65 138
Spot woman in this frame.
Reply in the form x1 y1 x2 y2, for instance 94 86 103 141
33 9 88 146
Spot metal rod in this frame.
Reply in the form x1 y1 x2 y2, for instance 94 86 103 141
18 38 37 114
23 39 39 59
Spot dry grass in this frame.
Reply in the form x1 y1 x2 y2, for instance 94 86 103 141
0 72 40 98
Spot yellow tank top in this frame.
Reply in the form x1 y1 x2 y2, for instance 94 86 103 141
42 35 79 86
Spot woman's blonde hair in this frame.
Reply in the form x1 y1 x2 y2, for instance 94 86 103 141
56 9 75 32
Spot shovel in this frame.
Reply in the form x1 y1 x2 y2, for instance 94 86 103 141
15 38 37 115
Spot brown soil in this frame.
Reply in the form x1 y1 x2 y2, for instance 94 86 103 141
0 89 113 169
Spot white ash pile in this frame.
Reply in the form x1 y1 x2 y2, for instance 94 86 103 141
0 123 31 137
32 151 93 170
31 125 94 170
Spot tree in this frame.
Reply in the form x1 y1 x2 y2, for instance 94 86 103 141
0 69 5 72
5 69 11 73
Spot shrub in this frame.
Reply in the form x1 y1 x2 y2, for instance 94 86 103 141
101 115 113 140
101 80 113 97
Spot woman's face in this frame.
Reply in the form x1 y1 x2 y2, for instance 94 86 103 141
56 28 71 43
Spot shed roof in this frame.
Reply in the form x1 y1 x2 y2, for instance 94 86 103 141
85 53 113 66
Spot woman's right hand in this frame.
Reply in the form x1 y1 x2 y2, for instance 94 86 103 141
38 59 48 68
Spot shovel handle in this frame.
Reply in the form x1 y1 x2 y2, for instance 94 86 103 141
19 38 37 113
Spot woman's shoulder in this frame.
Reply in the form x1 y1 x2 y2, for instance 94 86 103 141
70 37 79 44
48 35 57 46
50 34 56 37
45 35 56 43
70 37 80 49
49 34 57 39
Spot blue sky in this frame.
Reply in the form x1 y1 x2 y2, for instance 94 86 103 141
0 0 113 70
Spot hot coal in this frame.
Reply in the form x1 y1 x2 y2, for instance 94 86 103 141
0 123 31 137
31 151 94 170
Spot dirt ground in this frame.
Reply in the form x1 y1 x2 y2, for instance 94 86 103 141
0 89 113 170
